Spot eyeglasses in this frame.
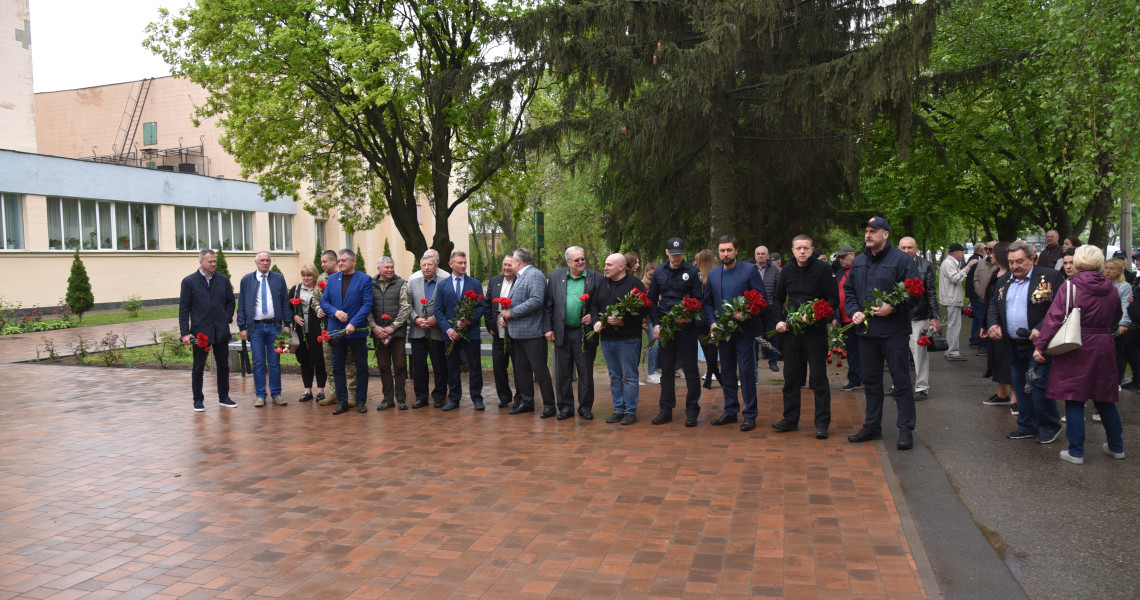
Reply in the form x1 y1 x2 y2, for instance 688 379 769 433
570 258 586 263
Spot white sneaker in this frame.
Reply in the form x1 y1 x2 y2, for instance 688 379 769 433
1103 443 1125 459
1059 450 1084 464
1061 416 1067 423
646 373 661 384
1093 410 1101 422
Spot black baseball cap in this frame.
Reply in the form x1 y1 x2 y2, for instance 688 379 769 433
948 243 965 253
666 237 685 255
860 216 890 231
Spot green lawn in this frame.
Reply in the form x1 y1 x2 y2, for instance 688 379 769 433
64 306 180 329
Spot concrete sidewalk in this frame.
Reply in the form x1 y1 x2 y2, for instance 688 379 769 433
0 317 181 364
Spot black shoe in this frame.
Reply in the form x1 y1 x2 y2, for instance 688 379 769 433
651 410 672 425
771 420 798 432
299 392 314 402
540 407 557 418
685 416 698 427
703 380 713 390
1007 429 1035 440
605 413 625 424
499 400 512 408
898 430 913 450
976 349 988 356
884 386 895 395
815 428 829 439
434 401 445 408
509 404 535 415
621 413 638 425
376 399 395 411
442 402 459 411
578 409 594 420
315 392 326 403
193 400 205 412
219 397 237 408
740 418 756 432
397 401 408 410
556 409 574 420
711 413 738 426
332 405 349 415
1036 428 1062 444
473 401 485 411
840 382 862 391
769 363 779 372
357 404 368 413
411 400 428 409
914 391 928 401
848 428 882 443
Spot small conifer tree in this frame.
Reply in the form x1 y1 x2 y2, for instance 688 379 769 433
215 248 231 278
313 238 323 271
355 245 366 272
65 249 94 323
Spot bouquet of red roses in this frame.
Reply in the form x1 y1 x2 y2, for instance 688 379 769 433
837 277 926 333
658 296 702 344
447 289 485 354
709 290 767 344
776 299 835 335
196 332 211 353
962 305 974 317
493 297 512 354
586 288 651 340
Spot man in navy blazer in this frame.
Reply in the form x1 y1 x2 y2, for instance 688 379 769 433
702 235 768 431
321 248 375 414
237 251 291 407
434 251 487 411
179 248 237 411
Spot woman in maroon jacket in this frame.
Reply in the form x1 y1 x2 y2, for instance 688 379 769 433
1033 245 1125 464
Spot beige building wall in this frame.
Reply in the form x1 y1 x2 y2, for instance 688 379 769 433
0 0 37 153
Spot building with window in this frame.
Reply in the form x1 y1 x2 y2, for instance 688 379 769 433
0 1 467 308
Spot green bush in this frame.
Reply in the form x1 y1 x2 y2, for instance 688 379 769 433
216 248 231 278
122 294 144 318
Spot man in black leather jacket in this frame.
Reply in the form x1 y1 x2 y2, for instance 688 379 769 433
898 237 941 401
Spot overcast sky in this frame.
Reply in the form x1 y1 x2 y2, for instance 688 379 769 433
29 0 188 92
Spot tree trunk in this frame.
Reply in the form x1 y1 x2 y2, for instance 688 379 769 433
707 87 737 248
1086 153 1115 249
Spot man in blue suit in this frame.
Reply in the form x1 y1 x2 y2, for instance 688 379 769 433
321 248 374 414
237 251 291 407
434 250 487 411
702 235 768 431
179 248 236 411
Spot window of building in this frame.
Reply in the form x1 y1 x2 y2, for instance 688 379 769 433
315 219 326 250
174 207 252 252
1 193 24 250
269 214 293 251
143 122 157 146
46 197 157 251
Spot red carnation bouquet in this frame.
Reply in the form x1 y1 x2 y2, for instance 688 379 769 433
289 297 303 307
493 297 512 354
586 288 651 340
658 296 702 344
710 290 767 344
317 281 327 290
196 332 211 353
374 313 394 346
578 293 591 350
447 289 484 355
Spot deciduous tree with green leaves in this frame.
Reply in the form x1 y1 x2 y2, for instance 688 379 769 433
146 0 540 261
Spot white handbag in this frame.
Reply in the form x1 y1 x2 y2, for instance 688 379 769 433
1045 281 1082 355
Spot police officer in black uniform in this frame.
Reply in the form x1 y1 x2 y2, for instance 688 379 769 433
649 237 706 427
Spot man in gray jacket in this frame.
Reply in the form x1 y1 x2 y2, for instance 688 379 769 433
409 253 448 409
899 237 940 401
501 248 556 416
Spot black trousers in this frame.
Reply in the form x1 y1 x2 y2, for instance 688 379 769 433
490 335 518 405
780 325 831 428
445 336 484 405
553 327 597 413
374 336 406 403
657 323 702 417
191 340 230 402
858 334 916 433
331 336 369 408
411 337 447 404
296 326 327 389
512 336 555 409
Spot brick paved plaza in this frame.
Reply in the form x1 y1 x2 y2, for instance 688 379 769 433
0 326 927 599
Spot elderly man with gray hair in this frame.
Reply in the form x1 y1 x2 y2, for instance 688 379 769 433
501 248 557 416
545 246 601 420
369 256 411 410
409 251 449 408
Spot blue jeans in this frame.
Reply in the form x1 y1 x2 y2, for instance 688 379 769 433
1008 342 1060 436
249 321 283 399
646 330 659 374
968 298 986 347
1065 401 1124 457
602 337 641 414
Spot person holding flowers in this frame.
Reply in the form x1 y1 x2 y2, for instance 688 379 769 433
179 248 236 412
771 235 840 439
545 246 601 420
843 217 923 450
701 235 768 432
409 252 450 409
648 237 705 427
237 251 291 408
320 248 374 415
313 250 355 406
589 253 652 425
485 255 520 409
434 251 486 411
289 263 328 405
368 256 410 411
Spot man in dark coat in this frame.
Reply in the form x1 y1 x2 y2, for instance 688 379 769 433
179 249 236 411
545 246 601 420
484 255 521 408
649 237 705 426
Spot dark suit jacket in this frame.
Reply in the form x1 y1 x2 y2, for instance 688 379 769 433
701 263 768 341
545 267 600 346
483 274 514 338
985 266 1065 337
237 269 289 331
179 270 235 343
433 274 487 340
320 270 374 339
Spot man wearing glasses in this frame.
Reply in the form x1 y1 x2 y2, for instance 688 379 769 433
972 241 999 356
545 246 601 420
